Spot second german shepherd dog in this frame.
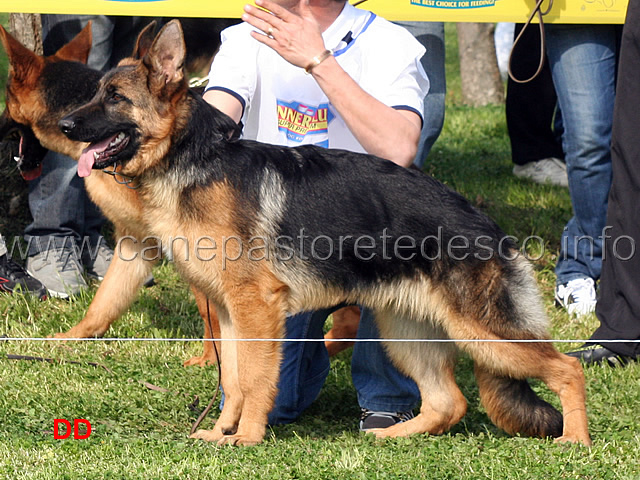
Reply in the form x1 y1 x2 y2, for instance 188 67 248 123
57 21 591 447
0 22 222 366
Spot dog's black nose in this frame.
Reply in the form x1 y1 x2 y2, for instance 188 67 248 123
58 118 76 135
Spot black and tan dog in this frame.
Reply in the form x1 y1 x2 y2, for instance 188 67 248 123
0 23 222 365
57 20 591 447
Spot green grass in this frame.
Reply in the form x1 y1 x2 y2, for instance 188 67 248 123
2 22 640 480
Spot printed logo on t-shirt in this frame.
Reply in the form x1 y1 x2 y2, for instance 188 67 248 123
276 100 334 147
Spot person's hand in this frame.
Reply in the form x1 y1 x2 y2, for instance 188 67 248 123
242 0 328 69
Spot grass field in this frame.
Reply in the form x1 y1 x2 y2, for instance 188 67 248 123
1 21 640 480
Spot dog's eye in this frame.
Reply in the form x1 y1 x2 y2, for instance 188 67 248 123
110 92 125 103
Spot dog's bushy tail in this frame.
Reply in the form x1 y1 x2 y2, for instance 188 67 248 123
475 365 563 438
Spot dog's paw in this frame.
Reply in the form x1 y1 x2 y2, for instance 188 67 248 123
183 355 215 367
366 426 411 439
190 429 262 446
50 332 72 339
190 428 224 443
215 434 262 447
50 328 95 339
554 434 592 446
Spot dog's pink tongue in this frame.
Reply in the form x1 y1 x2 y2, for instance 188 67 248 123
78 136 115 177
78 149 96 178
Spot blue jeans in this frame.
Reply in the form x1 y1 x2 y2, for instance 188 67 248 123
25 151 105 254
25 15 152 254
268 307 420 425
395 22 446 168
545 24 619 284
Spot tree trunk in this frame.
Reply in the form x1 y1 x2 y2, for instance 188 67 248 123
8 13 43 55
456 22 504 107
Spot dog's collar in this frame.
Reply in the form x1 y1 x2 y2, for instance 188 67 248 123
101 163 139 190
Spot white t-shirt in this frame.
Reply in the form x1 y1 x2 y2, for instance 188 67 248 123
205 2 430 154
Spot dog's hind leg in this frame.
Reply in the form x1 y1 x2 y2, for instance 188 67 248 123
367 311 467 438
443 255 590 445
183 286 222 367
467 339 591 445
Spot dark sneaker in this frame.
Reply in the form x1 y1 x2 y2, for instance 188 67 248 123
26 246 87 299
555 277 597 317
566 344 638 367
359 408 415 431
0 254 47 299
81 240 113 280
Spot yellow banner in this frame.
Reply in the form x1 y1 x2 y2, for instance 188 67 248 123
0 0 629 23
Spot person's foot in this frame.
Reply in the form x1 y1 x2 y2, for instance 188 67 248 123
0 254 47 299
555 277 597 317
359 408 415 431
26 246 87 299
513 157 568 187
566 344 638 367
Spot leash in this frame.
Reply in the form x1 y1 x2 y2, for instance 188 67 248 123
3 353 113 372
189 299 222 436
507 0 553 84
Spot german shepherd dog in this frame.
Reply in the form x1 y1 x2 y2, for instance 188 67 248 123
57 20 591 447
0 23 220 366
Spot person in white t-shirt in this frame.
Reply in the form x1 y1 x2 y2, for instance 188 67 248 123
204 0 429 430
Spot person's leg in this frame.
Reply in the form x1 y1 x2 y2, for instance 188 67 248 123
24 150 88 297
507 24 564 166
267 309 333 425
263 306 422 425
395 21 446 168
546 24 619 312
351 308 420 417
583 2 640 360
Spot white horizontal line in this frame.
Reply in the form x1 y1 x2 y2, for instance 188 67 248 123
1 337 639 343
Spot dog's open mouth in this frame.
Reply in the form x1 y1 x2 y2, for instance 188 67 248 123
17 134 44 181
78 132 130 177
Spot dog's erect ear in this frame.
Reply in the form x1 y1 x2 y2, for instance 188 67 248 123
0 25 45 84
132 20 157 60
53 21 93 64
145 19 186 96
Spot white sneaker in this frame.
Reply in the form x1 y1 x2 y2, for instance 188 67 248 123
513 158 568 187
555 277 597 317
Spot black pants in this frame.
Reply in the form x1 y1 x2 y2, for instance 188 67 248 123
592 0 640 356
506 23 564 166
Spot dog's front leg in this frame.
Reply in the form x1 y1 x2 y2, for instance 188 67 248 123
191 305 244 443
53 234 157 338
192 281 287 446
